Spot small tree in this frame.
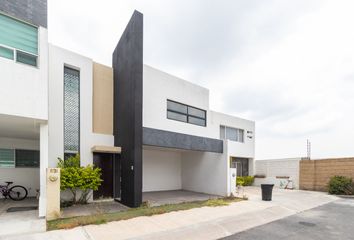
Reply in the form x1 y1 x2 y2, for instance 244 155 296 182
58 154 103 204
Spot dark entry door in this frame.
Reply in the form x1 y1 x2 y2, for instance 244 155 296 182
113 154 121 199
93 153 113 199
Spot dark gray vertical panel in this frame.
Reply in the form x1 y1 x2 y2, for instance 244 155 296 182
113 10 143 208
0 0 47 27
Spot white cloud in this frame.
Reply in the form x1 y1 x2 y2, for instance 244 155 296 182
48 0 354 159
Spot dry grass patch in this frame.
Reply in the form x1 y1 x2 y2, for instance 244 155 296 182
47 196 243 231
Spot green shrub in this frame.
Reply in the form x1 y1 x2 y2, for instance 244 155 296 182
236 177 244 186
57 155 80 168
328 176 353 195
58 154 103 204
244 176 255 186
236 176 255 186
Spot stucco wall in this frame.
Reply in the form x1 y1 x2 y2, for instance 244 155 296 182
213 112 255 157
181 150 228 196
143 65 255 160
142 65 255 196
143 65 211 138
0 27 48 121
92 62 113 135
48 45 114 168
143 147 231 196
254 158 301 189
300 158 354 191
0 137 39 197
143 148 182 192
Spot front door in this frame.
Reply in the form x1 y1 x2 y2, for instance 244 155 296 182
231 157 249 177
93 153 113 199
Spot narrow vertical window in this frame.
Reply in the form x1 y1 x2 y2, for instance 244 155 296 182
64 67 80 159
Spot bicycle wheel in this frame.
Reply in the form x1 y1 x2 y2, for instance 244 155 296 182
8 185 28 201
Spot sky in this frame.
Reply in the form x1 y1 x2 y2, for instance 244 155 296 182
48 0 354 160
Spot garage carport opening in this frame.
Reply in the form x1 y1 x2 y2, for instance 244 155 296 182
0 114 45 236
142 145 227 206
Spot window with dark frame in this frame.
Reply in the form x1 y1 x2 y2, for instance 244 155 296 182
0 148 40 168
15 149 39 167
167 100 206 127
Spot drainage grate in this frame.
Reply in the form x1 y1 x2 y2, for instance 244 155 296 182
6 206 38 212
298 221 316 227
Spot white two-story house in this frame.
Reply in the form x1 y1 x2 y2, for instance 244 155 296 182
142 65 255 197
0 0 255 217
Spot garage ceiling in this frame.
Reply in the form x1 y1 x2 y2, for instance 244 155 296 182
0 114 44 140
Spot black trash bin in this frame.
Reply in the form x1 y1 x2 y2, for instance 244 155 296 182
261 184 274 201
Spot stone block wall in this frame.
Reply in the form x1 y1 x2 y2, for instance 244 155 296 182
299 158 354 191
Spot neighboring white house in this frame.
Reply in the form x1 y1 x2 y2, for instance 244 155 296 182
0 1 49 217
0 0 255 217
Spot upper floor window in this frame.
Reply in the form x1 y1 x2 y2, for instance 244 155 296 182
220 125 244 142
0 13 38 66
167 100 206 127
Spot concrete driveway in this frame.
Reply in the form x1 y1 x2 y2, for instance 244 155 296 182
0 198 45 237
1 187 338 240
222 198 354 240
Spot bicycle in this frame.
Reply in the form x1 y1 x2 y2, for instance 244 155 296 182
279 178 294 190
0 181 28 201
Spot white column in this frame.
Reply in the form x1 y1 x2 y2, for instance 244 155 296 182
39 123 49 217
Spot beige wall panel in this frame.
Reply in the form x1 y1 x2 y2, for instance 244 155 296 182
92 62 113 134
